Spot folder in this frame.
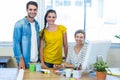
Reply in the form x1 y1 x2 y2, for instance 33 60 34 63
107 68 120 76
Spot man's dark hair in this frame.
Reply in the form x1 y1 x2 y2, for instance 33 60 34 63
26 1 38 9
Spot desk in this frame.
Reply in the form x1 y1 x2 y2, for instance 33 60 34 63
0 68 18 80
0 56 10 68
23 69 120 80
0 68 120 80
23 69 96 80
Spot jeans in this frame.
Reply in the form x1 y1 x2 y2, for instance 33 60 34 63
45 62 54 68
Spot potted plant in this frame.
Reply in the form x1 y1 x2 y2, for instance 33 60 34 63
115 35 120 39
93 61 108 80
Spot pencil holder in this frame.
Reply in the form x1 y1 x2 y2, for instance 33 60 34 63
36 62 41 72
29 63 36 72
72 70 82 78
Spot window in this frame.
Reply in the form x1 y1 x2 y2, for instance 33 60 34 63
86 0 120 43
43 0 120 44
0 0 120 44
0 0 37 42
55 0 71 6
44 0 84 42
75 0 83 6
64 0 71 6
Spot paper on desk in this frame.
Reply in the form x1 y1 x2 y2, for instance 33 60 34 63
107 68 120 76
17 69 24 80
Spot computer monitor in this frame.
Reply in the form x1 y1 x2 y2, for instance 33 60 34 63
82 40 111 70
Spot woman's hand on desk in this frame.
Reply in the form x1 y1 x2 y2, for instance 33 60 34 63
63 62 74 68
41 63 49 69
53 64 62 69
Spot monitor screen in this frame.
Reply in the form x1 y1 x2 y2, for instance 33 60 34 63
82 40 111 70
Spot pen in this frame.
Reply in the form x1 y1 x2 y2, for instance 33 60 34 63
40 71 48 74
78 64 82 70
40 69 50 74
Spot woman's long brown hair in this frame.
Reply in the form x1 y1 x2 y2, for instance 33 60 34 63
40 9 57 39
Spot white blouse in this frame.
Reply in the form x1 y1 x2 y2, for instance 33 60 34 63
66 44 88 67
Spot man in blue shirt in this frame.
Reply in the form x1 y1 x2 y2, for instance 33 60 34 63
13 1 40 69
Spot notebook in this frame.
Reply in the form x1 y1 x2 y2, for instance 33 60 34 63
107 68 120 76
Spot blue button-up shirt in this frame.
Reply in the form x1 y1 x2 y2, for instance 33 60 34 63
13 17 40 68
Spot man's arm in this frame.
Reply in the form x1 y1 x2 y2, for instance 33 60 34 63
13 23 25 69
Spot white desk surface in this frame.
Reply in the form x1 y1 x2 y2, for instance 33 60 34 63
0 68 18 80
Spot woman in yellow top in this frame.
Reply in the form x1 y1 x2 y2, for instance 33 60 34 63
40 9 68 69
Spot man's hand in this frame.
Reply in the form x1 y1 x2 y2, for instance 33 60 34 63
19 58 25 70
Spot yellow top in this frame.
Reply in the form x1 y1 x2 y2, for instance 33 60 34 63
40 25 66 64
